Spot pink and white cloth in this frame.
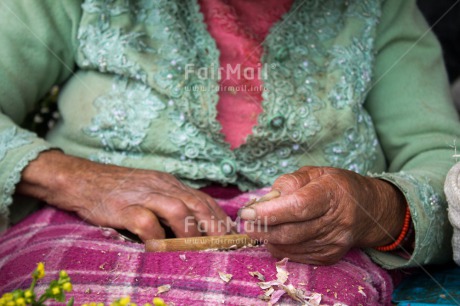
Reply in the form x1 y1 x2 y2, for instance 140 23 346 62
0 189 393 305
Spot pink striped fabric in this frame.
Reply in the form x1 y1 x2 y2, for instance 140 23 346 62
0 189 393 305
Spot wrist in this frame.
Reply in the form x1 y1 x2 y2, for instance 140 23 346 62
16 150 74 205
356 178 408 248
374 205 412 252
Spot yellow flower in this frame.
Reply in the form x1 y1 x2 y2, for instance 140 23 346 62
51 287 60 295
118 296 130 306
5 301 15 306
89 303 97 306
14 298 25 306
59 270 68 278
0 297 5 306
143 303 152 306
82 304 88 306
131 304 137 306
96 303 104 306
24 291 33 299
152 297 166 306
35 262 45 279
1 294 13 302
62 282 72 292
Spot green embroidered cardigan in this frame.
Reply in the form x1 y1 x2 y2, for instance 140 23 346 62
0 0 459 269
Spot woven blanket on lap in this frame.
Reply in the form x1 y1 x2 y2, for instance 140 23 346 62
0 189 393 305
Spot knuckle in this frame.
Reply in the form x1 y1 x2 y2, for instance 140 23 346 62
313 249 342 265
159 172 185 188
167 200 189 219
267 231 286 245
291 194 308 218
134 213 155 232
184 197 201 212
182 194 207 213
312 236 328 247
298 166 314 173
274 173 303 191
338 216 355 230
273 225 302 244
334 233 353 249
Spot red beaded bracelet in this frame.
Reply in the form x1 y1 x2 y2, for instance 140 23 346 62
374 206 411 252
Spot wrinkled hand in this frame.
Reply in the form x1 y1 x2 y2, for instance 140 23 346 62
240 166 407 265
18 150 230 241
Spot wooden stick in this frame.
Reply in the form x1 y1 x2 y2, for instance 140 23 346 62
145 191 280 252
145 234 257 252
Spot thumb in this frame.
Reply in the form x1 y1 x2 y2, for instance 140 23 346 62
240 181 331 225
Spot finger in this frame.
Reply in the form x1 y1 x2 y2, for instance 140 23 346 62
239 181 331 225
271 167 317 196
265 229 353 263
267 237 337 255
142 194 202 238
193 190 229 222
120 205 165 241
265 243 345 265
198 191 236 235
247 221 325 245
182 191 232 236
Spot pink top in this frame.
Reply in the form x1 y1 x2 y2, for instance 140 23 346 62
199 0 294 149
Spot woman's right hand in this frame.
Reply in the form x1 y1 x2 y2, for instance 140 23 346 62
16 150 230 241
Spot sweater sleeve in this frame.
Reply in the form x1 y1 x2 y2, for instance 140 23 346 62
0 0 82 225
364 0 460 268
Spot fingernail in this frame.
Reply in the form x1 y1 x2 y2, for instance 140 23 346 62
243 198 257 208
239 208 256 220
258 190 281 202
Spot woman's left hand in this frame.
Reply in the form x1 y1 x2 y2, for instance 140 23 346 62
239 166 407 265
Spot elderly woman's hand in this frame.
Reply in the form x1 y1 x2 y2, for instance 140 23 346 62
240 166 407 265
17 150 230 241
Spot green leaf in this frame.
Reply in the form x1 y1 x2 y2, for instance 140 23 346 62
54 291 65 302
12 289 24 299
66 297 75 306
49 280 59 288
